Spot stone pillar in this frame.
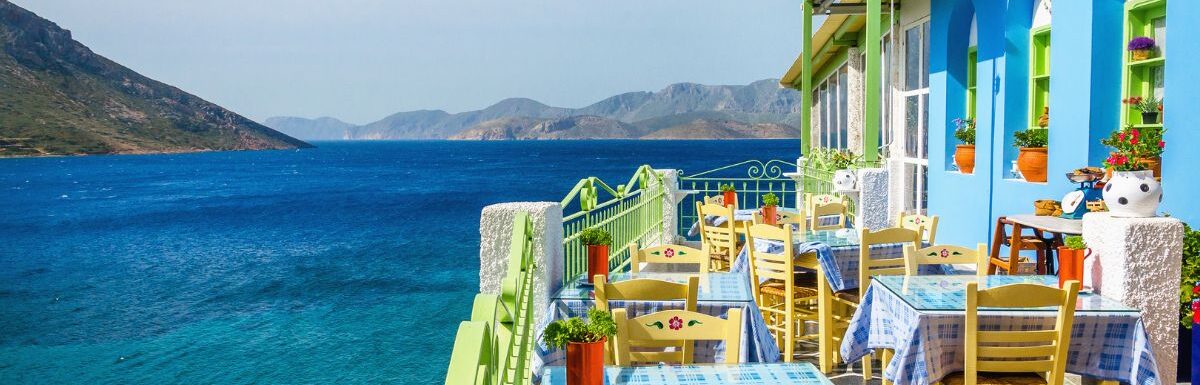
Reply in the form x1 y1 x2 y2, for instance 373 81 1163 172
1081 212 1183 384
654 168 681 244
856 168 889 230
846 46 866 155
479 202 564 325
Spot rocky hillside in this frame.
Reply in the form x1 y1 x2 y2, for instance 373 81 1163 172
0 1 309 157
262 116 353 141
451 111 797 140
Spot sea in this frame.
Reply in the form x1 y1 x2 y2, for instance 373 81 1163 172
0 140 798 384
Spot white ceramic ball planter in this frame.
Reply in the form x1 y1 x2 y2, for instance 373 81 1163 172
1102 170 1162 218
832 170 857 192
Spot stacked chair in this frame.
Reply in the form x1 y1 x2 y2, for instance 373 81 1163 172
743 222 819 362
696 202 738 271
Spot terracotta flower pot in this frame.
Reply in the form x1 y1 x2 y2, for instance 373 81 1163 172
761 205 777 226
954 145 976 174
1017 147 1048 183
1131 49 1153 61
566 338 605 385
1104 155 1161 179
1056 246 1091 289
1141 111 1159 125
586 244 608 284
722 191 737 208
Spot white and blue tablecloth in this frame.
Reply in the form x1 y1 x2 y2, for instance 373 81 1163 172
840 275 1161 385
730 231 933 293
533 272 781 379
686 208 840 237
542 362 835 385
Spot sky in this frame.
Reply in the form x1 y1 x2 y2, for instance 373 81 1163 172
14 0 804 124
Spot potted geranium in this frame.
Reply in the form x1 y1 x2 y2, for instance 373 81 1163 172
953 117 976 174
579 228 612 284
543 308 617 385
1013 128 1049 182
1123 95 1161 125
760 193 779 226
1128 36 1157 61
1058 236 1090 289
719 184 737 208
1101 125 1165 217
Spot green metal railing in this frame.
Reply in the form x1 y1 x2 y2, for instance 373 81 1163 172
445 213 536 385
561 165 665 285
677 160 798 238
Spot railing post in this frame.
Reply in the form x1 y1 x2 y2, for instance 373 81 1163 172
655 168 680 244
478 202 564 332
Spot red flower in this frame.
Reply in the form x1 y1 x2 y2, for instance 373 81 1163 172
1118 133 1126 142
1159 141 1166 149
1193 285 1200 295
1131 129 1140 138
664 248 675 258
939 249 950 258
668 316 683 330
1130 137 1139 145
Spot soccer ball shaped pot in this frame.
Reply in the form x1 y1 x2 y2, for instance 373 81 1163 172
832 170 857 192
1102 170 1162 218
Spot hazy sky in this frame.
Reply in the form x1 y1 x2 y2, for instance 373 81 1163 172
14 0 804 124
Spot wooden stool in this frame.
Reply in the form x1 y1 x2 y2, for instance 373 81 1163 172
988 216 1052 275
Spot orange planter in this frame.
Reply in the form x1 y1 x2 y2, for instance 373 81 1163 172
566 339 605 385
954 145 976 174
761 205 777 225
1017 147 1048 182
586 245 608 284
722 191 737 208
1056 246 1091 289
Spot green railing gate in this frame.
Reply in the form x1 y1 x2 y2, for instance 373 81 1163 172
445 213 536 385
677 160 798 238
561 165 665 285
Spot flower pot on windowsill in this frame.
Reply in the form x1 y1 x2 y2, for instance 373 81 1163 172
586 244 608 284
722 190 737 208
1140 111 1160 125
566 338 605 385
954 145 976 174
1102 170 1162 218
1016 147 1048 182
1105 155 1161 179
761 205 777 226
1131 49 1154 61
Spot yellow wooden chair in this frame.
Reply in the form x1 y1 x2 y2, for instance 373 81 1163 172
939 281 1080 385
611 308 743 366
696 202 738 271
903 243 988 276
752 209 807 233
628 243 708 275
809 202 848 231
898 212 941 244
704 194 724 206
744 222 818 362
804 193 847 214
594 275 699 364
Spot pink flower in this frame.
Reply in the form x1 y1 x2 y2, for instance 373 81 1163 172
664 248 675 258
940 249 950 258
1130 137 1139 145
1118 133 1126 142
668 316 684 330
1159 141 1166 149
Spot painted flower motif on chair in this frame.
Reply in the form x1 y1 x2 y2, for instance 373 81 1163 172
668 316 683 330
664 248 675 258
940 249 950 258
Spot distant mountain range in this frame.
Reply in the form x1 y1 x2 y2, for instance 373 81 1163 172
265 79 803 141
0 1 309 157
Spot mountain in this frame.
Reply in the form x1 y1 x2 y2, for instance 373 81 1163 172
0 1 309 157
262 116 353 141
266 79 802 140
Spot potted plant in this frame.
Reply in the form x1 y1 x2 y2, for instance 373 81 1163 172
1058 236 1090 289
719 184 737 208
953 117 976 174
1123 95 1162 125
579 228 612 284
1013 128 1049 182
1128 36 1157 61
543 308 618 385
760 193 779 226
1101 125 1165 217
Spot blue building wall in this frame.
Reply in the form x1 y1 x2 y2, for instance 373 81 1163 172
927 0 1196 247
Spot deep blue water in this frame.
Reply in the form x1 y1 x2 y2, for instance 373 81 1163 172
0 140 798 384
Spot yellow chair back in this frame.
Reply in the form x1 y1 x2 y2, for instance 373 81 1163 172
628 243 708 274
744 223 794 288
611 308 743 366
805 193 846 213
810 203 848 231
752 209 807 233
903 243 987 276
898 212 940 244
963 281 1079 385
857 227 922 296
595 275 699 364
703 195 724 205
696 202 738 270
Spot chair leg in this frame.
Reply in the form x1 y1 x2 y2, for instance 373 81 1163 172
818 274 834 373
880 349 893 385
861 355 872 383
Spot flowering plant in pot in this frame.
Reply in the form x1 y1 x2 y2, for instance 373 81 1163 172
760 193 780 226
543 308 618 385
1122 95 1161 125
953 117 977 174
719 184 737 208
1013 128 1049 182
1127 36 1156 61
1057 236 1091 289
579 228 612 284
1101 125 1165 217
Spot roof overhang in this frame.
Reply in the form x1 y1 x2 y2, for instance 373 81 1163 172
779 1 899 89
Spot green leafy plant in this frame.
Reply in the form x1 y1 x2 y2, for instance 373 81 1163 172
954 117 976 145
1122 95 1161 114
1181 224 1200 328
761 193 779 207
1012 128 1048 148
1101 125 1165 172
1063 236 1086 250
543 308 618 349
579 228 612 246
719 183 735 193
805 148 861 172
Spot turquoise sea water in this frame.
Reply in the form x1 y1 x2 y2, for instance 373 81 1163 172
0 140 798 384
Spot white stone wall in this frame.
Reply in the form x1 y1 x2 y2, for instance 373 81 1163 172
886 158 908 223
654 168 681 244
856 168 890 230
1082 212 1183 384
478 202 564 325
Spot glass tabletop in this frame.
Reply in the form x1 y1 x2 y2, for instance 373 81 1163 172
542 362 833 385
555 272 752 302
873 275 1138 313
794 229 860 248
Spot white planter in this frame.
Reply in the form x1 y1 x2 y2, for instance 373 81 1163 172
1102 170 1162 218
832 169 857 193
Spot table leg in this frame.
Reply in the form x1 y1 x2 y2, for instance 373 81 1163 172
1009 222 1023 274
817 270 834 373
989 218 1005 275
879 349 893 385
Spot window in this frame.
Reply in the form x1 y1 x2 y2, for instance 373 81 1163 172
880 34 893 154
966 48 977 119
896 20 930 212
1122 0 1166 127
813 62 851 150
1029 26 1051 130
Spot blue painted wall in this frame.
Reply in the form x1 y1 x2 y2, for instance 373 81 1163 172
1163 0 1200 227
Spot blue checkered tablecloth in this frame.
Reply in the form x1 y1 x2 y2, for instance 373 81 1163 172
840 276 1161 385
730 231 934 292
534 273 781 380
686 208 841 237
542 362 834 385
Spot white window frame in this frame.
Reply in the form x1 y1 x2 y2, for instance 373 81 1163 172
814 62 850 150
895 18 931 213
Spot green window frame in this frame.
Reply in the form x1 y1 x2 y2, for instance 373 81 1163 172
966 47 977 119
1122 0 1166 128
1029 26 1051 130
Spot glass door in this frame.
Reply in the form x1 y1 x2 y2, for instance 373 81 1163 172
897 19 930 213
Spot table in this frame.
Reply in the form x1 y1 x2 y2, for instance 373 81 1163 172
840 275 1160 385
686 207 839 237
990 214 1082 274
542 363 834 385
731 229 931 293
534 272 781 379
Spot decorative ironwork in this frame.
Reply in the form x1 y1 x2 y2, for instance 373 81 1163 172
677 160 799 238
560 165 666 285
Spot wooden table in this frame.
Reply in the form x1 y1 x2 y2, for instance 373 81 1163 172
989 214 1081 274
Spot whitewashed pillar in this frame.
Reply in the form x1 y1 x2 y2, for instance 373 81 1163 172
478 202 564 325
1081 212 1183 384
856 168 890 230
654 168 681 244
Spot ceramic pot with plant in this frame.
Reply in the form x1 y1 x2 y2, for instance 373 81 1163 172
1102 125 1165 217
579 228 612 284
1123 95 1161 125
1013 128 1049 182
719 184 737 208
1057 236 1091 289
953 117 976 174
543 308 617 385
1128 36 1156 61
760 193 779 226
